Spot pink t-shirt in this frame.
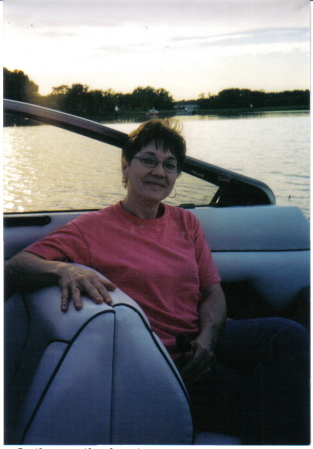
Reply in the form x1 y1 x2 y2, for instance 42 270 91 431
25 201 221 357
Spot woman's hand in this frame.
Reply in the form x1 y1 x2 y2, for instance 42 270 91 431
56 264 116 312
4 251 116 311
179 283 226 388
179 334 216 388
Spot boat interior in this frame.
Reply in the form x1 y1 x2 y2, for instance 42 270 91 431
3 100 310 445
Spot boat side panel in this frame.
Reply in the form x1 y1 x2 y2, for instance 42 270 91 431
4 205 310 261
4 212 88 260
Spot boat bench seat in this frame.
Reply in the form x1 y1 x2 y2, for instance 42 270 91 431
192 205 310 323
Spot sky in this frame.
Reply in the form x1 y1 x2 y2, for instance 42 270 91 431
3 0 311 101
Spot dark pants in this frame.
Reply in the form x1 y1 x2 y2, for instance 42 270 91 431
188 317 310 445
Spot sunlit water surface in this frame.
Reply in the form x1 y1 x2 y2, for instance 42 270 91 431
3 112 310 218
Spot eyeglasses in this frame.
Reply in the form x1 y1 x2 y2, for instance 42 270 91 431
133 155 179 173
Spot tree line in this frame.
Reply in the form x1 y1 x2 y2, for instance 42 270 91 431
4 68 310 122
197 88 310 110
3 68 174 121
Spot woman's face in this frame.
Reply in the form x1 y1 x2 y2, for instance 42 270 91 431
122 141 178 204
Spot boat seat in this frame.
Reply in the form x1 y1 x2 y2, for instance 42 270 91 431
5 264 239 445
192 205 310 320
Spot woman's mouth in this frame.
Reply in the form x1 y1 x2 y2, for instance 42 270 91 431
144 180 167 188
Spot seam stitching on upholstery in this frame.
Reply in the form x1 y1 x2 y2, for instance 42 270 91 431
20 309 115 444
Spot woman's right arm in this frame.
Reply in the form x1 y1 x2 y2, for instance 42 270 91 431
4 251 116 311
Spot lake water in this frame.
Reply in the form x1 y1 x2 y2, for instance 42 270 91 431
3 111 310 218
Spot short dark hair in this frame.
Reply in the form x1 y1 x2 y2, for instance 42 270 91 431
122 119 186 173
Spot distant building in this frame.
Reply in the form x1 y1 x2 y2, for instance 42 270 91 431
174 101 198 111
174 101 198 115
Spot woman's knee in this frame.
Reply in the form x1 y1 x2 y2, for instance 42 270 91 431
216 317 309 368
267 317 309 363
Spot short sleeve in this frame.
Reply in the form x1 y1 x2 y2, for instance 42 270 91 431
25 220 90 266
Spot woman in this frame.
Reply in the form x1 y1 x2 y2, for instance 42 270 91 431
5 119 309 444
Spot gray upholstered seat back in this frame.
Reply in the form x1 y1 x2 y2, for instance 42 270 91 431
4 266 193 445
192 205 310 311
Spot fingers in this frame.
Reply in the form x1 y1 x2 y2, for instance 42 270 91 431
181 352 207 381
60 285 70 312
58 266 116 312
60 284 86 312
71 285 84 310
189 358 215 385
82 278 115 306
180 344 216 387
182 357 214 389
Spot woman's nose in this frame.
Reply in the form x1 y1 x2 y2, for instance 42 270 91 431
151 162 166 176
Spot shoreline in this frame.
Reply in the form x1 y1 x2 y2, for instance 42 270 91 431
4 106 310 127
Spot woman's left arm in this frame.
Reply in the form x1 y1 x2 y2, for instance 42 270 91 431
197 282 227 353
180 282 227 386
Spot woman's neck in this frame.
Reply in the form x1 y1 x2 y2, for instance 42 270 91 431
121 197 163 219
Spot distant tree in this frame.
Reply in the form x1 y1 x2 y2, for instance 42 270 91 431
250 90 266 108
43 84 70 110
130 86 174 110
41 85 118 118
52 85 70 95
154 88 174 110
102 88 117 113
61 83 89 115
4 67 39 103
131 86 156 110
214 88 252 108
88 89 106 117
116 92 133 110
